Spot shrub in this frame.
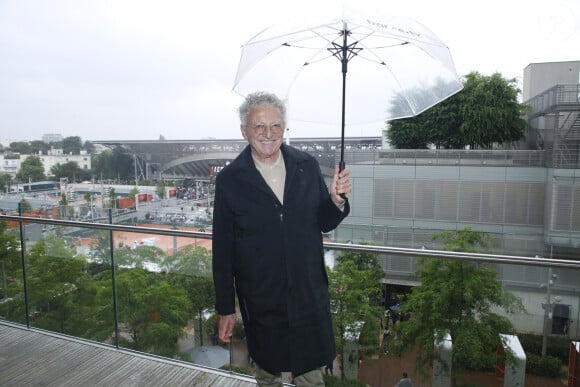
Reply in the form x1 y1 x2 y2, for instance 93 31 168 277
518 333 570 363
323 374 367 386
525 353 563 378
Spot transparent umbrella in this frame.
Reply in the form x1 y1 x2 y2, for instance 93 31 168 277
233 11 463 170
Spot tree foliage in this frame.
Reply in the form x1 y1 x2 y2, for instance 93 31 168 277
114 245 164 270
30 140 51 155
156 180 166 200
9 141 32 154
0 224 208 360
9 136 86 155
50 161 90 181
61 136 83 155
164 245 216 346
16 155 46 182
0 173 14 193
25 235 91 335
19 198 32 213
91 148 134 182
328 245 384 380
386 72 528 149
114 268 190 356
390 227 524 380
0 221 21 300
460 72 529 149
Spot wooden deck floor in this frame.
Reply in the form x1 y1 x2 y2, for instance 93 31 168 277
0 321 258 386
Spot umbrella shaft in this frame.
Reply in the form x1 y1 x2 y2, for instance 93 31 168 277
340 28 347 172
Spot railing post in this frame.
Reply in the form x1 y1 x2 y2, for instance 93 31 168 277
108 208 120 348
17 202 31 328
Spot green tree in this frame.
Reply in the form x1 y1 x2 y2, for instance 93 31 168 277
61 136 83 155
114 268 190 357
114 245 165 270
18 198 32 213
91 148 134 182
156 180 166 200
108 187 117 209
162 245 212 274
16 155 46 182
0 221 21 300
460 72 528 149
387 94 464 149
0 222 27 323
386 71 528 149
25 235 90 334
50 161 89 182
58 193 71 218
29 140 51 155
70 272 115 341
390 227 524 382
0 173 13 193
84 140 96 154
328 246 383 380
128 187 139 201
9 141 32 154
91 150 114 180
164 245 215 346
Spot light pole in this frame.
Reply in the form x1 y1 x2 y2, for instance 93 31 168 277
171 218 180 255
90 194 94 219
541 264 559 357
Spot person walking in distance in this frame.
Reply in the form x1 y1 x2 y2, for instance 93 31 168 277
395 372 413 387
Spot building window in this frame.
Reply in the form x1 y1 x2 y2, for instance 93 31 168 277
551 304 571 335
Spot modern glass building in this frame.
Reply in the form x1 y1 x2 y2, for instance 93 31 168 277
334 61 580 337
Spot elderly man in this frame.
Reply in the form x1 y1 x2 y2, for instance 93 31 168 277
212 91 351 386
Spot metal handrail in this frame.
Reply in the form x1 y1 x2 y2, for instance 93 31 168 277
3 214 580 269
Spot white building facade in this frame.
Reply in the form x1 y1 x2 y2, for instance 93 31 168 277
0 148 91 177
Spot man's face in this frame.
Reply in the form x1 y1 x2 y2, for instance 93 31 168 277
241 105 285 164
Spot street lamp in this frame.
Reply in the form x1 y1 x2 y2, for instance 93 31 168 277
540 260 559 357
171 218 182 255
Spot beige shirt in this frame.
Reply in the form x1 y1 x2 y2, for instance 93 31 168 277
253 152 286 204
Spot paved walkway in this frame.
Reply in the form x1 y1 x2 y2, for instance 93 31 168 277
358 349 567 387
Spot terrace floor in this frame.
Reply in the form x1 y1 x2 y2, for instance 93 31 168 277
0 321 257 387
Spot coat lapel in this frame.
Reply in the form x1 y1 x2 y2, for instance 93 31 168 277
235 145 277 199
234 144 309 204
281 145 297 202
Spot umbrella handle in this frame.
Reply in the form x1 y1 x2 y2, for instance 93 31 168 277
338 161 347 201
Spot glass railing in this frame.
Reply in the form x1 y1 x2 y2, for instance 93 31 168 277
1 212 579 385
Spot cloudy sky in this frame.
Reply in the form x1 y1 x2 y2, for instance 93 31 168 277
0 0 578 143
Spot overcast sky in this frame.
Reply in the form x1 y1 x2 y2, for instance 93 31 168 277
0 0 578 143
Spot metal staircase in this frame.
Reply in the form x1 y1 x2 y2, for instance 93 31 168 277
525 84 580 167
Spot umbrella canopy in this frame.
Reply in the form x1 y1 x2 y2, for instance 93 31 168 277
233 12 463 167
189 345 230 369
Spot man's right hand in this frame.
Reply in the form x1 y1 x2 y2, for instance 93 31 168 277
218 313 236 343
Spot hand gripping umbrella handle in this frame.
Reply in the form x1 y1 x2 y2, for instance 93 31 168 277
339 160 347 201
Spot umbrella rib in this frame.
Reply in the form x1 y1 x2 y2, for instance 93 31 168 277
283 26 347 66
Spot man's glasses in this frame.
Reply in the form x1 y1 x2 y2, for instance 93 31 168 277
247 123 285 135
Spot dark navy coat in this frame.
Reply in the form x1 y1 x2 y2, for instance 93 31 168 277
212 144 349 374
